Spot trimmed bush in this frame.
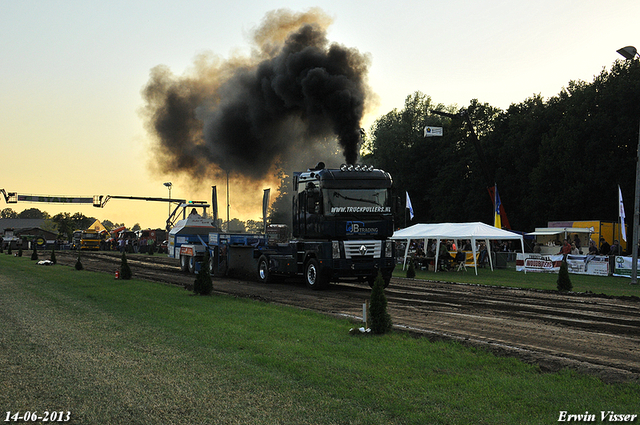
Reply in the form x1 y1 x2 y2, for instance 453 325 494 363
75 256 84 270
406 258 416 278
193 250 213 295
557 260 572 292
120 252 132 280
50 249 57 265
30 247 37 260
369 271 392 334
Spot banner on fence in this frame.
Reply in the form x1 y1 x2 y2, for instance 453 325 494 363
516 253 609 276
612 256 640 278
516 254 563 273
565 254 609 276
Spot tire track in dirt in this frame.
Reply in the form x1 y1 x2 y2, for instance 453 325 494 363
52 250 640 382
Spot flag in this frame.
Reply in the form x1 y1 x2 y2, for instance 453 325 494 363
494 184 502 229
619 185 627 242
406 191 414 220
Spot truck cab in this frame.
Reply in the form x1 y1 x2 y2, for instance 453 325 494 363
258 163 396 289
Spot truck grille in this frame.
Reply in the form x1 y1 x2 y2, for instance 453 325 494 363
343 240 382 259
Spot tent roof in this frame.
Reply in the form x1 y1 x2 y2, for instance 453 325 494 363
391 222 523 241
525 227 593 236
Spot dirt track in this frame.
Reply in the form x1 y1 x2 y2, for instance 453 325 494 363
52 250 640 383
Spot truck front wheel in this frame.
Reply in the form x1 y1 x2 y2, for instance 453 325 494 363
305 258 329 290
188 256 196 274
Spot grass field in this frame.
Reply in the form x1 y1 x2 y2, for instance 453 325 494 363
1 254 639 424
393 263 640 298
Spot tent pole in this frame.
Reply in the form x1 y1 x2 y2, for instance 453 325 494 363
403 238 411 270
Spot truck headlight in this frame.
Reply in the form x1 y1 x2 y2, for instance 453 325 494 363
332 241 340 259
385 240 393 258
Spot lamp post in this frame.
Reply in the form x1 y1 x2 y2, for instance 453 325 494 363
617 46 640 284
163 182 172 219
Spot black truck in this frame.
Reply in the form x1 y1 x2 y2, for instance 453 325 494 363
256 163 395 289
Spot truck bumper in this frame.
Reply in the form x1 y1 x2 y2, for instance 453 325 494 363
328 258 395 279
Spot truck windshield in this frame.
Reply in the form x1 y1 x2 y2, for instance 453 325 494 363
83 232 99 239
324 189 391 215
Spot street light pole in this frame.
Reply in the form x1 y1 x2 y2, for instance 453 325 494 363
163 182 172 221
632 122 640 285
617 46 640 284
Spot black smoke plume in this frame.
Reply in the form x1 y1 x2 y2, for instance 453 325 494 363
142 9 373 184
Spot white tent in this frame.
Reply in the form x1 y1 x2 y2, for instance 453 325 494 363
390 222 525 275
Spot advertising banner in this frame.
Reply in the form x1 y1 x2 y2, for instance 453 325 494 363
516 254 564 273
565 254 609 276
516 253 609 276
612 256 640 278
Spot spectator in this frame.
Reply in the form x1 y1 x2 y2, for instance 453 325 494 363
573 234 582 251
588 239 598 255
478 242 489 267
558 239 571 257
609 239 620 256
570 243 580 255
438 242 455 271
599 237 610 256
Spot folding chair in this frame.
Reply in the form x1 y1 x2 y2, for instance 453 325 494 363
454 252 467 272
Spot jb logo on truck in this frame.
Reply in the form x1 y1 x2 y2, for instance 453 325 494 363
346 221 379 235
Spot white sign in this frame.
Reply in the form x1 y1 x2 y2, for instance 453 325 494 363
517 253 610 276
424 126 443 137
613 256 640 278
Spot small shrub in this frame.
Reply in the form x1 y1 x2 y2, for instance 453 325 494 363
148 242 155 255
7 246 12 255
193 250 213 295
30 247 37 260
557 260 572 292
75 256 84 270
120 252 132 280
406 258 416 278
369 271 392 334
18 247 23 257
50 249 57 265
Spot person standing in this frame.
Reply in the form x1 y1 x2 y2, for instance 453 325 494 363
599 237 610 256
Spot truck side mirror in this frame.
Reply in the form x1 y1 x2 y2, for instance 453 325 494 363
306 189 320 214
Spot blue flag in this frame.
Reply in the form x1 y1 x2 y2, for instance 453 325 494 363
406 191 414 220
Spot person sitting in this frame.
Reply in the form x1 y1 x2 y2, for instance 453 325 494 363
609 239 620 256
588 239 598 255
438 242 455 271
477 243 489 267
570 243 580 255
454 250 467 271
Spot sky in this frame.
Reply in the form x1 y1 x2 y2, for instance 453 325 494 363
1 0 639 230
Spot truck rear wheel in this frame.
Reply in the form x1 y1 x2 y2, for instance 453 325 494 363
188 256 196 274
257 255 273 284
180 255 188 272
305 258 329 290
208 255 215 276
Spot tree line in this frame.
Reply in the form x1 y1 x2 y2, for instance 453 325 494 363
360 59 640 235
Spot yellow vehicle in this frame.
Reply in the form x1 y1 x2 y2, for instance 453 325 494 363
72 230 101 250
